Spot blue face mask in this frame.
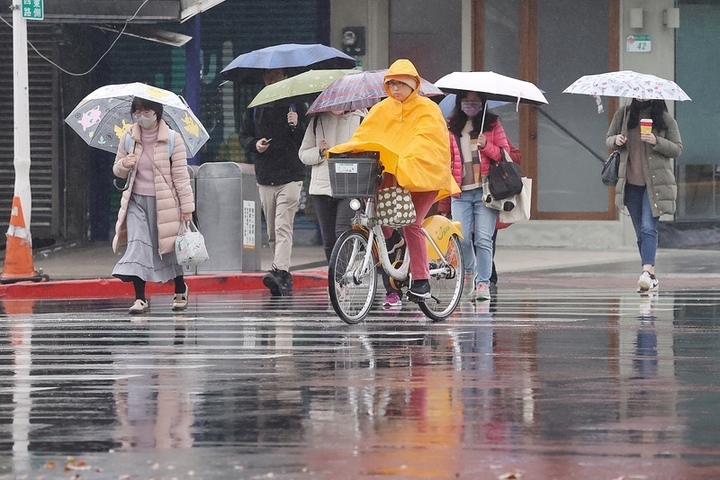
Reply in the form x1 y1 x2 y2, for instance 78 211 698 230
461 101 484 118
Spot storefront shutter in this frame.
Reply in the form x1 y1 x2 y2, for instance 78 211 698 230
0 24 57 241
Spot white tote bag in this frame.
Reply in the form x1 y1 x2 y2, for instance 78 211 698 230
498 178 532 224
175 220 209 265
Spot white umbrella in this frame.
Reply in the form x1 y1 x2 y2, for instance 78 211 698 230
563 70 691 101
435 71 547 126
434 71 548 106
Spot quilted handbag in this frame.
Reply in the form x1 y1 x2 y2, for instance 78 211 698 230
375 186 417 227
175 220 209 265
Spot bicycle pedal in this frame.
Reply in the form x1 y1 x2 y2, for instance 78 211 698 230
406 291 431 303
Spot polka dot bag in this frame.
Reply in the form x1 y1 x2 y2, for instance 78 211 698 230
375 186 417 227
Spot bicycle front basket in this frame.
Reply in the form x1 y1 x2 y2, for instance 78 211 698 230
327 151 381 198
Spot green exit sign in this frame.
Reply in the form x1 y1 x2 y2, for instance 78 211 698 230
21 0 43 20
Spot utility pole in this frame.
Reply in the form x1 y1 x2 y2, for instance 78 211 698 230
12 0 32 229
1 0 46 283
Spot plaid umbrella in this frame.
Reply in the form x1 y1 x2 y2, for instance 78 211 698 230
307 69 445 114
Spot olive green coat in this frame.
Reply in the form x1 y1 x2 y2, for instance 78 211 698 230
605 108 682 217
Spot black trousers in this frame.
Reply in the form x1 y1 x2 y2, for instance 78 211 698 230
310 194 354 262
490 228 498 284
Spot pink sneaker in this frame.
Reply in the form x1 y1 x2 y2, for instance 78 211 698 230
383 292 402 308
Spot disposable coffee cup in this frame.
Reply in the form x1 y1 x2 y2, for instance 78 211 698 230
640 118 653 135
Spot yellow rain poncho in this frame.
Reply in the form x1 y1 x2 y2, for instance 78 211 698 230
328 59 460 200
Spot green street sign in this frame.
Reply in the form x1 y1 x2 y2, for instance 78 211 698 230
21 0 43 21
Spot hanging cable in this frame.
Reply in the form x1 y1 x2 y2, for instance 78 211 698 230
0 0 151 77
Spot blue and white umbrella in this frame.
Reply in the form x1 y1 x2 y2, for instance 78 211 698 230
221 43 356 84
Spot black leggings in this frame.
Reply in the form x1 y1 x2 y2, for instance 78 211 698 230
310 194 354 262
128 275 185 301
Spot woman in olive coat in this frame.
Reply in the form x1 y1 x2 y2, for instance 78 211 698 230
606 98 682 293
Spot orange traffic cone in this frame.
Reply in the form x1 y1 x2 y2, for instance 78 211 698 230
0 196 45 284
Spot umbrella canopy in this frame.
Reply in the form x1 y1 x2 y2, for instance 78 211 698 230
434 71 548 106
306 69 445 115
65 83 209 157
247 69 359 109
220 43 356 84
438 93 508 119
562 70 691 101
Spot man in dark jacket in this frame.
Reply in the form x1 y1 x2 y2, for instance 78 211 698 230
239 68 308 296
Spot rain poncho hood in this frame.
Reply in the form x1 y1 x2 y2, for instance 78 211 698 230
328 59 459 200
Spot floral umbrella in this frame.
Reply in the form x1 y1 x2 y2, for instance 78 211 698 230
307 69 444 114
563 70 691 101
65 83 209 157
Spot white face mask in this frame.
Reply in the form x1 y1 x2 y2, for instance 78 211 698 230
135 113 157 129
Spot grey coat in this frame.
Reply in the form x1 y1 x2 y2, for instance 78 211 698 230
605 108 682 217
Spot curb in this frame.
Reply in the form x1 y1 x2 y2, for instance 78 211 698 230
0 270 329 300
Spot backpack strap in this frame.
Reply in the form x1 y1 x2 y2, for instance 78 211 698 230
312 116 319 137
125 129 176 164
124 132 134 154
167 129 176 165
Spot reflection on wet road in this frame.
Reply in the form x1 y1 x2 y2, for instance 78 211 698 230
1 288 720 479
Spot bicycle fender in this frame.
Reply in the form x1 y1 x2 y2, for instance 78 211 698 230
422 215 463 260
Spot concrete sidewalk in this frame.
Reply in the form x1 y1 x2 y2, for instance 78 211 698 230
27 241 643 280
0 241 718 299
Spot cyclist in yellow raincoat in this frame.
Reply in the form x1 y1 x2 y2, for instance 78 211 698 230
329 59 460 301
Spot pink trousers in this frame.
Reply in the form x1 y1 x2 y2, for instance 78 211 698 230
382 190 438 281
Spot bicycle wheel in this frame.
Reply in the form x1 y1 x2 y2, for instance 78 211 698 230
328 229 378 324
419 234 464 322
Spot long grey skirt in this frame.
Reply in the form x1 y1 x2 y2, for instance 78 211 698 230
112 194 182 283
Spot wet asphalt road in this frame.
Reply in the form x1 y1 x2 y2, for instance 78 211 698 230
1 286 720 479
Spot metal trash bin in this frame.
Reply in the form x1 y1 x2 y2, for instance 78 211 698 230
195 162 261 273
182 165 199 276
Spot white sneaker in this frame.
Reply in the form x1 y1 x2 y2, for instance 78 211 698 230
129 299 149 315
637 271 659 292
473 283 491 302
172 284 189 311
462 273 476 295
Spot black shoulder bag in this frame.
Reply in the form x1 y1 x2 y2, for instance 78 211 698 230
601 108 628 187
487 148 523 200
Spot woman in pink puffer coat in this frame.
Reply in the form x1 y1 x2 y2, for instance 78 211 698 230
112 97 195 315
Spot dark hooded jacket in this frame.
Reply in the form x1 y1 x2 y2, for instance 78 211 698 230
239 104 308 185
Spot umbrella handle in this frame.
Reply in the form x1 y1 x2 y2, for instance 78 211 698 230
113 169 133 192
113 141 136 192
288 104 297 130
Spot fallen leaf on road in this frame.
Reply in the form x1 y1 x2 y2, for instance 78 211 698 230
499 471 523 480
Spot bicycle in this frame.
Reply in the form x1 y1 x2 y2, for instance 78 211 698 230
327 153 465 324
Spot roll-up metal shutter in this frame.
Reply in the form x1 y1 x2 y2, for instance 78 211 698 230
0 23 57 242
102 0 319 163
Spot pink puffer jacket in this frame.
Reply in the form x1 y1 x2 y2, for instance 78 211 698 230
112 121 195 256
